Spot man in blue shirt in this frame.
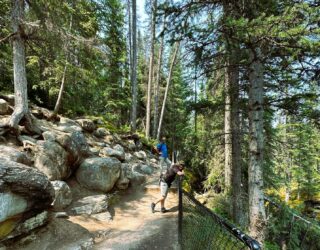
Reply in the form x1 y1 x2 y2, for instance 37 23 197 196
156 137 171 175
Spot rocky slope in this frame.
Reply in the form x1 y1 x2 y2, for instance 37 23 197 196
0 95 160 249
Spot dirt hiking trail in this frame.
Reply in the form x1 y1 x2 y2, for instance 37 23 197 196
71 173 180 250
5 169 179 250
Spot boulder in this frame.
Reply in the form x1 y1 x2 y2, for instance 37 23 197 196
132 163 153 175
57 117 82 133
6 218 94 250
76 157 121 192
4 211 49 240
95 142 106 147
0 99 9 115
104 135 114 144
69 195 109 215
0 192 27 224
0 94 14 106
150 158 158 164
91 212 112 221
90 147 100 156
100 145 125 162
134 151 147 160
18 135 38 150
93 128 110 138
125 153 134 163
76 119 96 133
51 181 73 211
0 146 32 166
129 171 146 186
42 130 91 167
0 159 54 239
127 140 136 151
115 163 131 190
34 141 69 180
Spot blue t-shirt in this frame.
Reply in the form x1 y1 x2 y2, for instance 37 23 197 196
157 143 168 158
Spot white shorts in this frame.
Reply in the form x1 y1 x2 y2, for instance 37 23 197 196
160 181 169 198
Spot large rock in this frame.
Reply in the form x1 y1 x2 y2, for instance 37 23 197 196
76 157 121 192
69 195 109 215
100 145 125 162
125 153 134 163
0 146 32 166
127 140 136 151
93 128 110 138
129 171 146 186
134 151 147 160
0 99 9 115
42 130 91 167
76 119 96 133
132 163 153 175
4 211 49 241
6 218 94 250
34 141 69 180
51 181 72 211
115 163 131 190
0 159 54 239
0 94 14 106
0 192 27 223
57 117 82 133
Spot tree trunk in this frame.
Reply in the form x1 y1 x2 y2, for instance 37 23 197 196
131 0 137 132
127 0 132 82
224 66 232 192
9 0 29 130
229 58 243 225
145 0 157 139
53 63 67 114
53 16 73 116
248 47 266 243
152 16 165 138
157 42 180 140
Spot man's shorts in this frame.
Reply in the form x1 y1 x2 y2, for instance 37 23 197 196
160 181 169 198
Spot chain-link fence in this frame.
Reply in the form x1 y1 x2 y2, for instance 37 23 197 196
178 180 261 250
265 196 320 250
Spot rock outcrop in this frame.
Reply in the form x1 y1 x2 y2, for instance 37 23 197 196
51 181 73 211
69 195 109 215
76 157 121 192
0 159 54 239
0 99 9 115
34 140 69 180
0 145 32 166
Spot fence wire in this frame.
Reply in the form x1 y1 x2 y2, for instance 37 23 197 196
265 196 320 250
178 186 261 250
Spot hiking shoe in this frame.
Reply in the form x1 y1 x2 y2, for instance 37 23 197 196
151 203 156 213
161 207 169 213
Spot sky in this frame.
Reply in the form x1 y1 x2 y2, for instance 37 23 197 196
137 0 147 22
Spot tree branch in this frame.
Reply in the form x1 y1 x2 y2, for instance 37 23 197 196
0 32 17 44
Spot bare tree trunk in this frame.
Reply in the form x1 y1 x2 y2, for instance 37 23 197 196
53 63 67 114
131 0 137 132
152 16 165 138
194 69 198 136
157 42 180 140
145 0 157 139
224 66 232 192
9 0 29 130
229 58 243 225
53 16 72 115
127 0 132 83
248 47 266 243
